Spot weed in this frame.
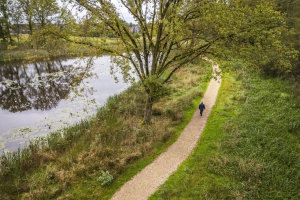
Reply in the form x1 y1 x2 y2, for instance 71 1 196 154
97 171 114 186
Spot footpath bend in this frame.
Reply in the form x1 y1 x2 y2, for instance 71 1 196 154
111 58 222 200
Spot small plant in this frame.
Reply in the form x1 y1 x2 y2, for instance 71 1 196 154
97 170 114 186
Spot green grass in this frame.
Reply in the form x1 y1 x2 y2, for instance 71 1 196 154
0 46 90 63
99 77 210 200
151 61 300 199
0 36 121 62
0 59 212 199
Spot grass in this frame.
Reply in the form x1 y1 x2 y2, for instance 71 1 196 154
0 35 121 62
150 60 300 199
0 59 212 199
0 44 93 63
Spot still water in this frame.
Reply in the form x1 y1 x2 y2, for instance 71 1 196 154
0 56 130 153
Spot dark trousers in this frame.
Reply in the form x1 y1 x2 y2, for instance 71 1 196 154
200 109 203 116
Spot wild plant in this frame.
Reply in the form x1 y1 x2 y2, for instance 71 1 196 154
97 170 114 186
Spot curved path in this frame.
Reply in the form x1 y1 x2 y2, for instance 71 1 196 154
111 58 221 200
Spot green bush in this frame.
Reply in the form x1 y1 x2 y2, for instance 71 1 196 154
97 170 114 186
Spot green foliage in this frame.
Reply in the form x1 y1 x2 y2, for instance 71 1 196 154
69 0 298 122
97 171 114 186
151 59 300 199
272 0 300 77
31 0 59 27
0 0 13 46
204 0 298 76
110 56 135 84
0 60 211 199
144 76 170 102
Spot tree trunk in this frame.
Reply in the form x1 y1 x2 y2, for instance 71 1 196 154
28 21 33 35
143 94 153 124
5 22 12 45
0 25 5 42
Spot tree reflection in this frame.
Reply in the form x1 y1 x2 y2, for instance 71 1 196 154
0 59 94 113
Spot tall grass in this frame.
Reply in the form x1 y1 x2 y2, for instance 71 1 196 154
0 36 120 62
0 59 211 199
151 60 300 199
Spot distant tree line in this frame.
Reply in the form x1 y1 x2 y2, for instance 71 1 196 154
1 0 61 46
0 0 135 49
0 0 299 78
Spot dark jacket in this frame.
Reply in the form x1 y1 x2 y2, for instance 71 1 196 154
199 102 205 111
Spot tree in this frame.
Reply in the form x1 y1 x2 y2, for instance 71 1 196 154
0 0 13 45
31 0 59 28
18 0 34 35
9 0 23 43
70 0 294 123
28 0 63 49
72 0 215 123
0 18 6 43
272 0 300 76
210 0 297 75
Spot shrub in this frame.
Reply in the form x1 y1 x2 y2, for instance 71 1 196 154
97 170 114 186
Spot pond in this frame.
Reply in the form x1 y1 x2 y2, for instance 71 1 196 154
0 56 130 153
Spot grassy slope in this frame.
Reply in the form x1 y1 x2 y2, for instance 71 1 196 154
151 61 300 199
0 59 212 199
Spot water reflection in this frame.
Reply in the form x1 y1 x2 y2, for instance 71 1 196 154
0 56 129 153
0 60 85 112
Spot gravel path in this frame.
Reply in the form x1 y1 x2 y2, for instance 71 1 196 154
111 58 221 200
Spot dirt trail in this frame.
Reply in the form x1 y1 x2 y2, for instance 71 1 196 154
111 58 221 200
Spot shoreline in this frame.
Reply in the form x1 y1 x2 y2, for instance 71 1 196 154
0 48 95 63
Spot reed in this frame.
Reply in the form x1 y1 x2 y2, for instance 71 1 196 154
0 36 121 63
0 59 212 199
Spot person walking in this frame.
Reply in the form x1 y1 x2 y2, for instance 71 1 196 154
199 102 205 116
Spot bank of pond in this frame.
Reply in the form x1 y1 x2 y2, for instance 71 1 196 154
0 57 212 199
0 56 130 153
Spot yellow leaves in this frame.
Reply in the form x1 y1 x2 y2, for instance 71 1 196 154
7 45 17 50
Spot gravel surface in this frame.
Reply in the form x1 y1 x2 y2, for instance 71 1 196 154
111 58 221 200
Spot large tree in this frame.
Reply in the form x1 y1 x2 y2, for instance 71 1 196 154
70 0 294 123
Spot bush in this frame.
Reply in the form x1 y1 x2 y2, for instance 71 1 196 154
97 170 114 186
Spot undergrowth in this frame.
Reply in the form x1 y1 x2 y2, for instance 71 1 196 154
0 59 211 199
151 59 300 199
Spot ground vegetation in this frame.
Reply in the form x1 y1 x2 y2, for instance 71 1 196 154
151 58 300 199
0 58 212 199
